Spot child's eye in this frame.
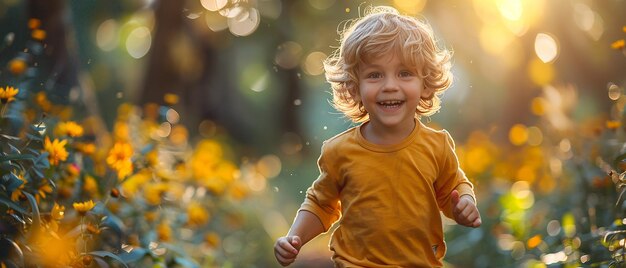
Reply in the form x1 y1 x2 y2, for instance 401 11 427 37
399 71 414 77
367 72 382 79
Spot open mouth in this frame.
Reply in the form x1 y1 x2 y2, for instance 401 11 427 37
377 100 405 109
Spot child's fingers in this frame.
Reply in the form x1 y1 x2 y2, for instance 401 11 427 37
278 238 299 255
289 236 302 250
275 243 297 258
450 190 460 206
453 200 470 217
472 217 482 227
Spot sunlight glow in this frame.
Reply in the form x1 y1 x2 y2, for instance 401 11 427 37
126 26 151 59
393 0 427 14
479 24 515 55
275 41 303 69
96 19 119 51
509 124 528 146
309 0 336 10
608 82 622 100
496 0 522 21
573 3 594 31
542 251 567 265
205 11 228 32
251 72 269 92
201 0 228 11
526 126 543 146
256 155 282 179
228 7 260 36
528 58 554 85
535 33 559 63
303 51 327 76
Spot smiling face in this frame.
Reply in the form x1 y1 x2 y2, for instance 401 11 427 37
356 53 428 134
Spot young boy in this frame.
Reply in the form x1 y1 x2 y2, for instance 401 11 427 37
274 6 481 267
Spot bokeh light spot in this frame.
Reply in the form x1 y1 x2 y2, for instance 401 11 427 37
126 27 151 59
509 124 528 146
275 41 303 69
201 0 228 11
303 51 327 76
608 82 622 100
228 7 260 36
528 58 554 85
96 19 119 51
535 33 559 63
205 11 228 32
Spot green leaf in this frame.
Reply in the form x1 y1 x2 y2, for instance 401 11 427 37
25 133 42 142
0 134 21 141
1 237 24 267
89 251 130 268
23 192 41 240
174 257 199 268
8 143 21 154
93 256 110 268
0 196 31 215
34 152 49 169
3 172 24 192
117 248 149 264
0 154 35 162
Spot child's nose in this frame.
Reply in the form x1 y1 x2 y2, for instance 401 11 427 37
382 77 400 91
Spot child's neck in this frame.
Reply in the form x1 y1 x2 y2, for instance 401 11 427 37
361 119 416 146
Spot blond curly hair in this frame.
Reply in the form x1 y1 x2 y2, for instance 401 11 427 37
324 6 453 123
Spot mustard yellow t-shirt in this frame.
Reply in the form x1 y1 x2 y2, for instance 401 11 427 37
299 120 475 268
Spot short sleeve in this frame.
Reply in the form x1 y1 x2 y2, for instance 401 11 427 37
434 130 475 219
298 142 342 231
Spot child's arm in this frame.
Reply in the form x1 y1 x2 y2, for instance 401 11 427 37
450 189 482 227
274 210 325 266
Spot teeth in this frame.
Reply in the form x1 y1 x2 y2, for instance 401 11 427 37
377 100 403 105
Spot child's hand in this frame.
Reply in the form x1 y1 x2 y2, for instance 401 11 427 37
451 190 482 228
274 236 302 266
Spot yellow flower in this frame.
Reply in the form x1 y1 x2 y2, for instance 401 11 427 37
143 182 168 206
145 211 158 223
51 203 65 220
0 86 19 104
204 232 220 248
121 170 150 198
106 142 134 179
49 203 65 232
612 39 625 50
157 222 172 242
187 203 210 227
83 175 98 196
55 121 84 137
43 137 68 166
28 18 41 29
10 175 27 202
164 93 179 105
607 120 621 130
229 181 250 200
31 29 46 41
8 59 27 76
73 200 95 216
35 180 53 203
35 91 52 111
74 142 96 155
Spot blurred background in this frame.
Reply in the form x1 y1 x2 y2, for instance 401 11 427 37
1 0 626 267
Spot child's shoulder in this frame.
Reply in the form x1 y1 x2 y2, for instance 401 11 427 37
323 126 358 147
418 121 455 145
